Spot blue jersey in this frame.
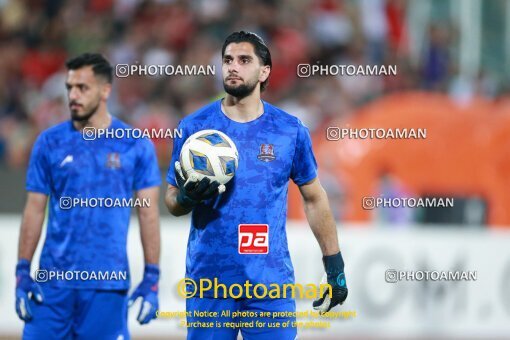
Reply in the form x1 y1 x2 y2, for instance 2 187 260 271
26 117 161 289
167 99 317 291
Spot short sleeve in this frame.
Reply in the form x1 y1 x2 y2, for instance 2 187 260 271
290 120 318 186
166 120 187 187
26 134 51 195
133 138 161 190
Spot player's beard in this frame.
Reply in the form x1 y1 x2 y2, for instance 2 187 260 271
223 78 258 99
70 100 100 122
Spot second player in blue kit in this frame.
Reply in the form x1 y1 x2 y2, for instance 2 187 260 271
15 53 162 339
166 31 349 340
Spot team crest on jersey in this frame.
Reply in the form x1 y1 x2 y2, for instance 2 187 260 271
106 152 121 169
257 144 276 162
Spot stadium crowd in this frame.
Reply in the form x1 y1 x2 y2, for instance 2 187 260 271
0 0 501 168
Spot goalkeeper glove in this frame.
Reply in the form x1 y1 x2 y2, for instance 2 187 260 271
174 161 225 208
15 259 44 321
313 252 348 314
128 264 160 325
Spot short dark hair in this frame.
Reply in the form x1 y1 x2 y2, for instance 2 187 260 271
222 31 272 91
65 53 113 83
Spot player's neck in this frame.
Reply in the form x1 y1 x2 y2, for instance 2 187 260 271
222 94 263 123
73 109 112 131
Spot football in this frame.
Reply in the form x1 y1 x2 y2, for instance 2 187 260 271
179 129 239 185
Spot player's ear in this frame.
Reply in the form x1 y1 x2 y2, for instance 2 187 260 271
100 82 112 101
259 65 270 83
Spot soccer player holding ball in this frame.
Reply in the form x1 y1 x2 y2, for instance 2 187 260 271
15 53 161 339
165 31 348 340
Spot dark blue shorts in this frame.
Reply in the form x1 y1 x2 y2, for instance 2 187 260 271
186 297 297 340
23 284 129 340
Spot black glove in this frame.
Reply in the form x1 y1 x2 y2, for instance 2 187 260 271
174 161 225 208
313 252 348 314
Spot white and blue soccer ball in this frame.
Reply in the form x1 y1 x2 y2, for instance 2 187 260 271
179 129 239 185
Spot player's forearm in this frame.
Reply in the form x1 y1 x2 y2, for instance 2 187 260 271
137 187 161 264
303 190 340 256
139 212 160 264
165 186 193 216
18 202 45 261
140 218 161 264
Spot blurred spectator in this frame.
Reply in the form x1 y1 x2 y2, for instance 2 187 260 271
374 171 414 225
385 0 408 55
422 24 450 90
359 0 388 65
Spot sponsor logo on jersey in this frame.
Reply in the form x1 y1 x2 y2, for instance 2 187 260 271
59 155 73 167
238 224 269 254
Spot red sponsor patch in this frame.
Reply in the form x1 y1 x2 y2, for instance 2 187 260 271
238 224 269 254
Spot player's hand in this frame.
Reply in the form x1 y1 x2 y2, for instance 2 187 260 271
313 252 348 314
15 259 44 321
174 161 225 208
128 264 159 325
